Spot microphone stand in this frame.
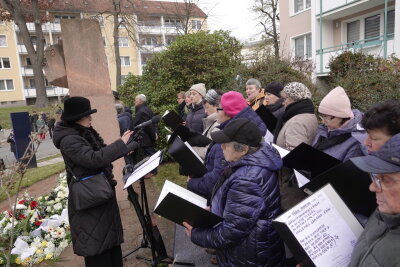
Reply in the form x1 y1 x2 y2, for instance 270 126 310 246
122 128 194 266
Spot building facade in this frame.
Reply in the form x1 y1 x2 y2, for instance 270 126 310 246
0 0 207 107
280 0 398 78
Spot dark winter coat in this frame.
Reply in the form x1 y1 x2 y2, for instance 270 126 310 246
178 101 187 120
312 109 367 161
185 103 206 133
53 123 137 257
191 143 285 267
187 106 267 200
349 210 400 267
117 112 133 136
133 103 156 147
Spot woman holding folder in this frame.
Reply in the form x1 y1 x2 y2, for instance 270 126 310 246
183 119 285 267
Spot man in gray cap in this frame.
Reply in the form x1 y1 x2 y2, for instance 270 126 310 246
348 133 400 266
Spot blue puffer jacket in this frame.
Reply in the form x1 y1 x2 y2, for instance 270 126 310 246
312 109 367 161
191 143 285 267
187 106 267 200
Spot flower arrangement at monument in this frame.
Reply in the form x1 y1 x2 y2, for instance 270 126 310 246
0 172 71 266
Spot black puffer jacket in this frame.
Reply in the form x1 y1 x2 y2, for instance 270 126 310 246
53 123 137 256
133 103 156 147
186 103 206 133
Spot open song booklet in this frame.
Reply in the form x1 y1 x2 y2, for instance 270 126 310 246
154 180 222 228
272 184 364 267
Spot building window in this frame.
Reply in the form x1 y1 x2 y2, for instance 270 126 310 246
166 36 176 45
118 37 129 47
54 15 76 24
294 33 311 59
294 0 310 14
0 20 4 25
192 20 201 30
121 75 128 84
140 37 158 46
387 10 395 35
26 57 32 66
164 18 181 27
0 57 10 69
120 56 130 66
29 79 36 88
347 20 360 46
118 17 126 28
365 14 380 42
0 79 14 91
0 35 7 47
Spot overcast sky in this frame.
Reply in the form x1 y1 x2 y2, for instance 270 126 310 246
158 0 263 42
198 0 263 42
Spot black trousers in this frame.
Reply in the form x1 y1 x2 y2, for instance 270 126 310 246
84 245 123 267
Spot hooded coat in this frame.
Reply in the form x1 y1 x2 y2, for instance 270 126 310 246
187 106 267 200
53 123 137 256
191 143 285 267
312 109 367 161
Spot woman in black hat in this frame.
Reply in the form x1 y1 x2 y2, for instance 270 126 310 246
53 96 138 267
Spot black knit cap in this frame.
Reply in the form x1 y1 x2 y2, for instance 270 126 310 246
211 118 262 147
61 96 97 122
265 82 284 98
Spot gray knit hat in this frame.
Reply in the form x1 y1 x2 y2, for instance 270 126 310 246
283 82 312 101
204 89 220 106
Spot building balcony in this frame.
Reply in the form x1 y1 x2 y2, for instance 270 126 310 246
24 86 69 98
20 66 34 76
315 33 395 75
316 0 386 20
14 22 61 33
139 44 166 53
17 44 48 54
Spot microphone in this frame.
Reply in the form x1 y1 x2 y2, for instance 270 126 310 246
134 115 161 130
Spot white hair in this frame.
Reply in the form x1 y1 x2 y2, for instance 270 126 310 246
136 94 147 103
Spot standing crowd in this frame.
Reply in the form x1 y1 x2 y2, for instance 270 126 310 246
51 78 400 267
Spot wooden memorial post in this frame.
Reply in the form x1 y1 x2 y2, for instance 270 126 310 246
44 19 125 198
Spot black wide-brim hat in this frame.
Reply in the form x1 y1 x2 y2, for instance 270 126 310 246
61 96 97 122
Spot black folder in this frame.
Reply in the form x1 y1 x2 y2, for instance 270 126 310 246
255 105 277 132
154 193 222 228
302 160 376 217
283 143 341 179
168 137 208 178
162 110 183 131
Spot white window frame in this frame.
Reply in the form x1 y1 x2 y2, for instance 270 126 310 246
0 79 14 91
292 0 311 16
0 35 7 47
121 75 128 84
120 56 130 67
192 20 202 30
140 37 158 46
341 8 395 46
0 57 11 69
118 37 129 47
292 32 312 59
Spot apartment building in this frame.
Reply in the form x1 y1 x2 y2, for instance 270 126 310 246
280 0 399 78
0 0 207 107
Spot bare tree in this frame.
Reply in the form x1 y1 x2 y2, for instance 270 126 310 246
253 0 280 58
0 0 52 107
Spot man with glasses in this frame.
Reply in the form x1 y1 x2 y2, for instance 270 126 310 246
348 133 400 266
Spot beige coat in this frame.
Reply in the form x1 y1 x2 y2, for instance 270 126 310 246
192 112 219 160
276 113 318 151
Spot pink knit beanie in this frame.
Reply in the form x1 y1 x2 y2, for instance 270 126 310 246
318 86 354 119
221 91 248 118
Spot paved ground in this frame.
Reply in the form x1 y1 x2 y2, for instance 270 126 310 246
0 136 60 167
0 155 176 266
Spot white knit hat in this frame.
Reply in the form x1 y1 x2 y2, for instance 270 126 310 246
189 83 206 97
318 86 354 119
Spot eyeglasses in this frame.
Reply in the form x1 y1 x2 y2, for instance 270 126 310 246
319 114 335 121
370 173 382 191
216 108 223 112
